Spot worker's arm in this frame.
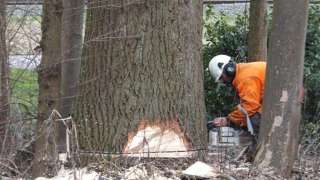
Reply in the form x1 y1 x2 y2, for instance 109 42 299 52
227 77 262 127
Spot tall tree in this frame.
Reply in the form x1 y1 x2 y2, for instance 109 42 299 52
32 0 62 177
247 0 268 61
254 0 309 177
59 0 85 152
0 0 9 148
74 0 206 156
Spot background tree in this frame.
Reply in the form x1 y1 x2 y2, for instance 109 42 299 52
247 0 268 61
0 0 10 150
74 0 206 156
32 0 62 177
254 0 309 177
59 0 85 152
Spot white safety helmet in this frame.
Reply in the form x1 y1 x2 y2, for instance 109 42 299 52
208 54 232 82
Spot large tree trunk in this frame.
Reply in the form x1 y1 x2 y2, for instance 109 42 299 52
0 0 10 150
32 0 62 178
247 0 268 62
59 0 85 152
74 0 206 158
254 0 309 178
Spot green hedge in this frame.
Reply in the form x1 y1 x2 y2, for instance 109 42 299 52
203 6 248 121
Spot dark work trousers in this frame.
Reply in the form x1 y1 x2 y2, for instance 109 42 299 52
248 113 261 159
229 112 261 161
229 112 261 135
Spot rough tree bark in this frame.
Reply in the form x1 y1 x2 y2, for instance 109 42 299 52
247 0 268 62
59 0 85 152
74 0 206 157
254 0 309 178
0 0 10 149
32 0 62 178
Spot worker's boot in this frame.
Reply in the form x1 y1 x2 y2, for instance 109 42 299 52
239 130 253 146
243 136 258 162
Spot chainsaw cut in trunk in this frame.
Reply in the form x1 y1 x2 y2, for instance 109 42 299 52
124 119 193 158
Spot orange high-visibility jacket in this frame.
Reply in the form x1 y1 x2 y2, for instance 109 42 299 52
227 62 266 127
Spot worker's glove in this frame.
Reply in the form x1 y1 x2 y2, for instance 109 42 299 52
207 117 228 130
207 121 216 131
213 117 228 126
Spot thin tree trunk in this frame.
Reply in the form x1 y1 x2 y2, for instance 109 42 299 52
59 0 85 152
74 0 206 158
0 0 10 150
247 0 268 62
32 0 62 178
254 0 309 177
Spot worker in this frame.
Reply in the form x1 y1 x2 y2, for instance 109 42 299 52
207 54 266 160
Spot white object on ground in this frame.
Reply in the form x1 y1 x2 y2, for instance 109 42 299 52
125 165 178 180
35 167 100 180
182 161 218 178
125 165 148 180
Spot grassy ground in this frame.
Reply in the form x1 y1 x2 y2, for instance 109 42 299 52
10 68 38 117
